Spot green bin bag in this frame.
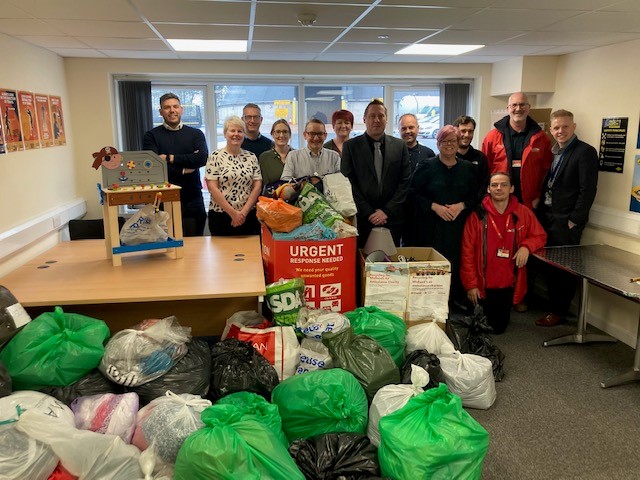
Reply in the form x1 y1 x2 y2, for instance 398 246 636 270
322 327 400 401
378 383 489 480
271 368 368 443
216 391 288 447
174 403 304 480
344 306 407 367
0 306 110 390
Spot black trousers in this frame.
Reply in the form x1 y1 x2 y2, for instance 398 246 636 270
208 209 259 237
482 287 514 335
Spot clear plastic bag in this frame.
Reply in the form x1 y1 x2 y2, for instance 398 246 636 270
71 392 139 443
119 204 170 246
438 351 497 410
131 391 211 464
405 321 456 356
100 317 191 387
296 307 350 340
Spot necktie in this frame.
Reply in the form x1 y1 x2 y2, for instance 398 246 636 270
374 141 383 185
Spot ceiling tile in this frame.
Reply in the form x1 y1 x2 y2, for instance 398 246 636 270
509 31 640 46
452 9 579 30
48 47 107 57
17 35 91 49
9 0 140 21
343 28 439 43
251 41 328 54
79 37 169 50
253 26 344 42
134 0 251 24
255 4 369 27
0 18 63 36
101 50 180 59
328 42 410 54
425 29 528 45
47 20 155 38
357 6 482 29
490 0 619 10
155 23 249 40
542 11 640 33
381 0 494 6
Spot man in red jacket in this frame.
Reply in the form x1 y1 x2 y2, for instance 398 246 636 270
461 172 547 334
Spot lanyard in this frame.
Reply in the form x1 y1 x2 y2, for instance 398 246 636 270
549 137 577 183
489 215 510 247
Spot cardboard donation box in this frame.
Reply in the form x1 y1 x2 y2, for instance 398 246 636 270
359 247 451 326
261 224 357 313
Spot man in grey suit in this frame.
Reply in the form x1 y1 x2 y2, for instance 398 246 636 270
535 109 598 326
341 99 411 247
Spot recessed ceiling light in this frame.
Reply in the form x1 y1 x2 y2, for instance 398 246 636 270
395 44 484 56
168 39 247 52
377 35 389 39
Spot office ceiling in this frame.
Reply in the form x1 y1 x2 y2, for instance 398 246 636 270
1 0 640 64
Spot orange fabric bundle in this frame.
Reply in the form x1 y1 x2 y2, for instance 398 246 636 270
257 196 303 233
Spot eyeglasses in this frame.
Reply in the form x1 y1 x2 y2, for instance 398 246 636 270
305 131 327 138
508 103 530 109
439 139 458 145
273 130 290 136
243 115 261 121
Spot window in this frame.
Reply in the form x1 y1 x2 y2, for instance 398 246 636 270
392 87 441 152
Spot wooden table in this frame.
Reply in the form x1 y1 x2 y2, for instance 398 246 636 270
0 236 265 336
533 244 640 388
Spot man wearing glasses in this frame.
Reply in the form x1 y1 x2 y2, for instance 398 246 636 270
341 99 411 247
241 103 273 158
280 118 340 180
481 92 552 211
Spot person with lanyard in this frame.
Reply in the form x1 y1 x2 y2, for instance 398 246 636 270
280 118 340 180
481 92 552 312
241 103 273 158
461 172 547 334
535 109 599 327
259 119 293 186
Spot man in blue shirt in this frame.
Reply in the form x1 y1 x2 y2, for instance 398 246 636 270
143 93 208 235
241 103 273 157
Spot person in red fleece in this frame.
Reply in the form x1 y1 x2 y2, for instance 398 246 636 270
461 172 547 334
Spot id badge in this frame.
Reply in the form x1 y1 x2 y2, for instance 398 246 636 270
512 160 522 168
497 248 510 258
544 190 552 206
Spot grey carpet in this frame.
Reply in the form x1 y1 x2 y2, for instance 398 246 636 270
465 300 640 480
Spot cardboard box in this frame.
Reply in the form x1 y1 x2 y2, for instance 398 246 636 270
261 224 357 313
359 247 451 327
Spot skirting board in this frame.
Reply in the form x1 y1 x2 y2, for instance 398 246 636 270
0 199 87 260
588 204 640 238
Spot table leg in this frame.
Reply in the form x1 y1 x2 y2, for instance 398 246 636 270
600 310 640 388
544 277 617 346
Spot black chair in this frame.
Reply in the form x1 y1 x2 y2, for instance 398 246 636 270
68 218 126 240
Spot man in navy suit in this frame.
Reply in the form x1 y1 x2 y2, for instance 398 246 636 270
341 99 411 247
535 109 598 326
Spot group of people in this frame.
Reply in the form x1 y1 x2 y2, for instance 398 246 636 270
143 91 599 335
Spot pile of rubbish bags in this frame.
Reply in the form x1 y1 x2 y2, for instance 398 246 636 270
0 285 506 479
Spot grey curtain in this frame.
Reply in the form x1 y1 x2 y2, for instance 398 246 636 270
443 83 470 125
119 81 152 150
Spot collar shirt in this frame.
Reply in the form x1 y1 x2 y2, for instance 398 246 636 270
162 122 183 131
280 146 340 180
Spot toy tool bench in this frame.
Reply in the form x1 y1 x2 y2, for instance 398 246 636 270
94 147 184 266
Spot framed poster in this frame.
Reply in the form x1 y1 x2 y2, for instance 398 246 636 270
35 93 54 148
0 116 5 154
630 155 640 213
49 95 66 146
0 89 24 152
598 116 628 173
17 91 40 150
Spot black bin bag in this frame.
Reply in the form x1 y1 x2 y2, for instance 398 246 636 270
289 433 381 480
446 305 506 381
0 361 11 397
208 338 279 401
128 339 212 405
400 349 443 388
38 369 123 406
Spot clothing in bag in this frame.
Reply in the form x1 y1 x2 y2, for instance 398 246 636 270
438 351 497 410
323 172 357 217
119 204 170 245
405 321 456 356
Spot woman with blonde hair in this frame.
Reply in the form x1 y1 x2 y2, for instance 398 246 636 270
205 115 262 236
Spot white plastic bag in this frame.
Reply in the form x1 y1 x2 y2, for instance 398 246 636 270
295 338 333 374
221 310 268 340
296 307 350 340
71 392 140 443
405 321 456 356
438 351 496 410
367 365 429 447
0 391 75 480
323 172 357 217
120 204 170 245
16 409 144 480
131 391 212 464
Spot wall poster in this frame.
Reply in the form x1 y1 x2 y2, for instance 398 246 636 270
630 155 640 213
48 95 66 146
598 116 628 173
17 91 40 150
0 89 24 152
35 93 54 148
0 116 5 154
